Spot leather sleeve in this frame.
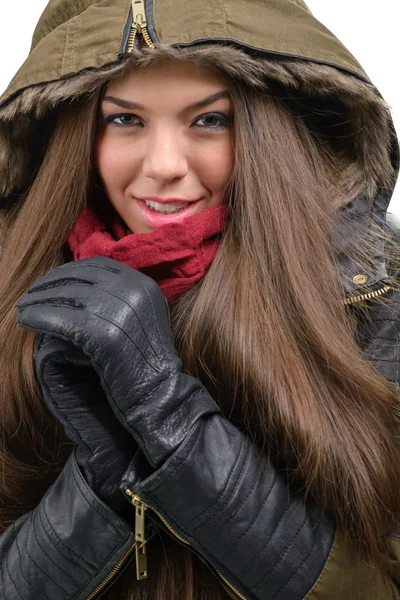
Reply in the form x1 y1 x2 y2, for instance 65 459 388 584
0 452 135 600
123 414 335 600
123 413 400 600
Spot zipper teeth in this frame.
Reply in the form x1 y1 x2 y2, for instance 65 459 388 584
126 27 137 53
126 490 246 599
142 26 155 48
147 503 190 545
148 507 246 598
85 543 136 600
216 571 247 600
343 285 391 306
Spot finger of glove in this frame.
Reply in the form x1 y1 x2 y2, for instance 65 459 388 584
91 258 177 355
58 258 177 360
18 279 167 365
37 338 136 484
30 257 177 360
23 258 117 291
17 292 99 350
26 257 157 302
18 290 178 426
37 338 133 448
17 289 158 376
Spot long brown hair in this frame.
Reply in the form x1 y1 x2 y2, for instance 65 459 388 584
0 49 399 598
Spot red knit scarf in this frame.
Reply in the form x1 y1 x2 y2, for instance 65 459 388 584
67 204 228 303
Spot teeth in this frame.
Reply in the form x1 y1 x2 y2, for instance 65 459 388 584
144 200 189 214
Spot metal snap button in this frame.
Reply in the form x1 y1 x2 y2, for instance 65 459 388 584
353 274 368 285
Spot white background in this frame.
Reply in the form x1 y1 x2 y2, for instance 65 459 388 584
0 1 399 213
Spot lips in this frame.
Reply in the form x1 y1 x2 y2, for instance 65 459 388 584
143 199 190 214
136 197 202 228
137 196 200 205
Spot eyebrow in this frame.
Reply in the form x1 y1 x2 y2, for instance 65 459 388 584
102 90 230 112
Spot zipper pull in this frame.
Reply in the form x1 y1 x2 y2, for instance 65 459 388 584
127 0 155 52
133 0 146 34
125 489 148 580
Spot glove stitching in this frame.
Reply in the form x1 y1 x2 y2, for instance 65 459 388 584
131 387 203 430
62 343 161 469
92 285 165 361
80 262 121 274
29 277 94 293
92 309 163 371
122 374 174 421
47 258 167 360
144 481 319 600
135 390 210 468
38 501 96 573
156 389 211 434
39 352 98 489
90 261 173 358
21 297 85 309
82 342 174 453
32 509 82 586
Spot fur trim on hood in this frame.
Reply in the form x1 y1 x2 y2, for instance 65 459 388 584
0 45 397 209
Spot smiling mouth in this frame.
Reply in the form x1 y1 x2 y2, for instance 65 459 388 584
143 199 190 214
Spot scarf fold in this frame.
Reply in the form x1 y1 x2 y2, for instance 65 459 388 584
67 204 228 303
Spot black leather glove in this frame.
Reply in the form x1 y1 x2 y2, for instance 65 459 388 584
16 257 220 471
18 333 137 512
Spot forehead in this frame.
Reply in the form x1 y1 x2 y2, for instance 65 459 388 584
105 59 227 101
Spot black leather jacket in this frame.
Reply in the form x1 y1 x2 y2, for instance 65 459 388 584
1 210 400 600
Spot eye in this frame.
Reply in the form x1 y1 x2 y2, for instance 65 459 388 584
192 112 232 130
104 113 141 127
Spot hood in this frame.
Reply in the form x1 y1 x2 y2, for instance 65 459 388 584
0 0 398 296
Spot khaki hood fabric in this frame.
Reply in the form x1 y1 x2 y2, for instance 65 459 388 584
0 0 398 203
0 0 372 99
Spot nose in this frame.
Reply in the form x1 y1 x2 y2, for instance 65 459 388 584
142 126 189 182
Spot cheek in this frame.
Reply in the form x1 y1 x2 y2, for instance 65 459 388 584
95 134 136 194
197 139 233 193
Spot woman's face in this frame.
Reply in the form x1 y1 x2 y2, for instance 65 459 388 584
96 59 233 233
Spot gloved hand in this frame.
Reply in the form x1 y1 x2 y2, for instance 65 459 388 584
16 257 220 471
17 333 137 512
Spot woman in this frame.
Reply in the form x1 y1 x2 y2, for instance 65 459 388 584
0 0 399 598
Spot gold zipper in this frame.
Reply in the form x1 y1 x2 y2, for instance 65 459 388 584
85 543 136 600
216 571 248 600
124 489 151 580
343 284 391 306
124 489 245 599
126 0 155 51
